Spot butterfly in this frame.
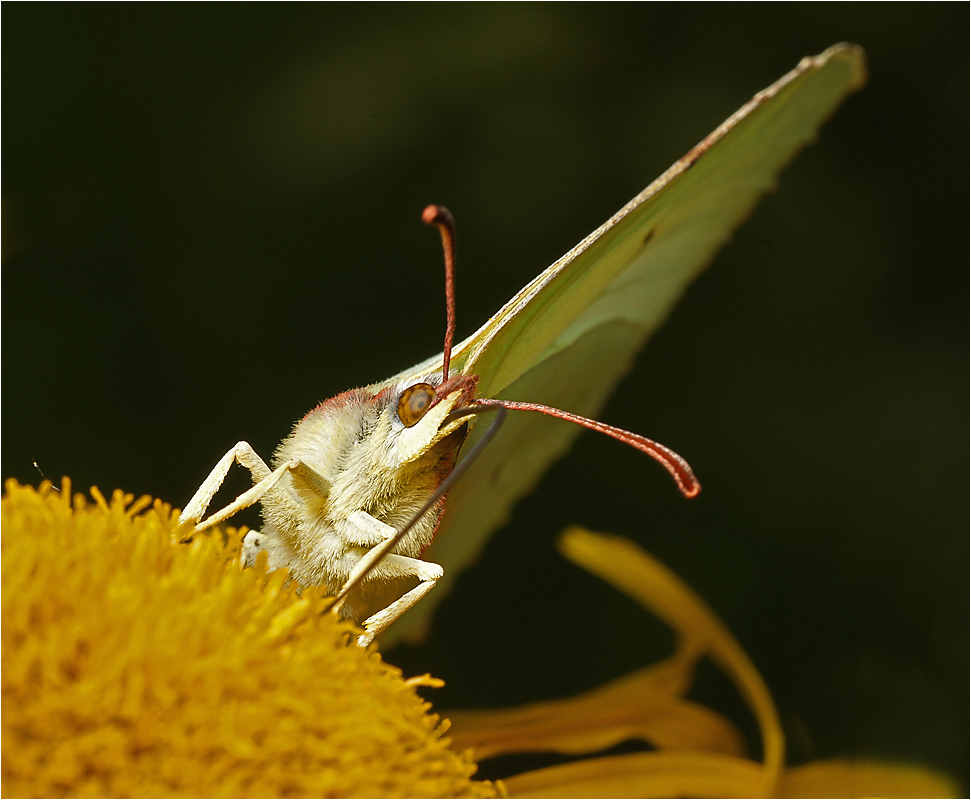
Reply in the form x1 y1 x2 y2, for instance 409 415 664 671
178 44 865 647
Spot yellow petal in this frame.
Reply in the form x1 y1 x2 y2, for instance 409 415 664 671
505 750 765 798
448 649 745 759
780 758 960 798
505 752 961 799
558 527 784 793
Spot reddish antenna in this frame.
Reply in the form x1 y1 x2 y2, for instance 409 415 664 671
423 204 700 500
471 398 701 498
423 205 457 383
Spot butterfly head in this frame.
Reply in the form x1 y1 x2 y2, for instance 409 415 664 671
378 372 478 470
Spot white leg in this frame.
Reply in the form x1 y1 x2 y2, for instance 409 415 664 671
188 458 300 535
325 510 444 646
329 512 399 616
345 509 398 547
180 441 273 525
241 529 264 568
356 555 443 648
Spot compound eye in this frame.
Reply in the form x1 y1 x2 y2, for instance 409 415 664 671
397 383 436 427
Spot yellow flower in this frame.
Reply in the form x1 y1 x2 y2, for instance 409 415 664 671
1 480 498 798
2 480 957 798
446 528 958 798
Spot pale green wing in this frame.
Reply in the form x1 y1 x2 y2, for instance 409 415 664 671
385 44 866 645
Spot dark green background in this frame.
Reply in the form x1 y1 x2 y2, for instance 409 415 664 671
4 4 966 788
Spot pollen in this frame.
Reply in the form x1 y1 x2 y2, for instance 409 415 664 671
1 480 498 799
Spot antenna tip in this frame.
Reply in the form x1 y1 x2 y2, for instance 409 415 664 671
422 205 453 227
681 480 702 499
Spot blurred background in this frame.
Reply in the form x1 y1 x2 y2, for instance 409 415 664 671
4 4 966 787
